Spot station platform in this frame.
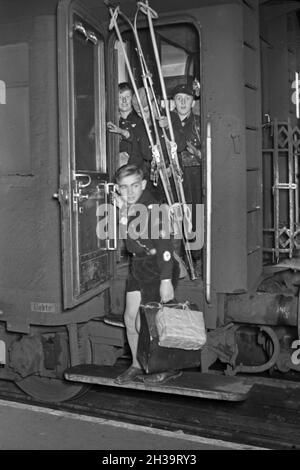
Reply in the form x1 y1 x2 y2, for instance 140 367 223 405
0 399 263 450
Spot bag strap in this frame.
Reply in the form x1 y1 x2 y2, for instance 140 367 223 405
141 300 190 309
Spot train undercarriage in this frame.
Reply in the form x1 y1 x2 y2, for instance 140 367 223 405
1 264 300 402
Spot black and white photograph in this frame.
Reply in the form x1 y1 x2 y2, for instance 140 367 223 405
0 0 300 453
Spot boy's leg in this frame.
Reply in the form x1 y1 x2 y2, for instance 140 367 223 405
124 290 142 369
115 290 143 384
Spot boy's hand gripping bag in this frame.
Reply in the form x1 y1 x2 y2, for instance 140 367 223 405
137 302 206 374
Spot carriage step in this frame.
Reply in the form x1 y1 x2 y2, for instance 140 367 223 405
64 364 253 401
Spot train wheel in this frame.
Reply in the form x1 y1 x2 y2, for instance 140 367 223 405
16 376 90 403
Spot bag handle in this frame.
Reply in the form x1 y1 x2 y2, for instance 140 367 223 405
141 300 190 310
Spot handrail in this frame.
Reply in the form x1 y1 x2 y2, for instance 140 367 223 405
205 121 212 304
106 183 117 251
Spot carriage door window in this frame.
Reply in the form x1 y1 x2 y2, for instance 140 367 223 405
58 5 115 309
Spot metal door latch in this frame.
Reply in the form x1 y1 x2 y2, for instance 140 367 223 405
53 188 69 204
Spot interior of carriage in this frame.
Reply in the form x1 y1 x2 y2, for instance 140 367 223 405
114 22 203 273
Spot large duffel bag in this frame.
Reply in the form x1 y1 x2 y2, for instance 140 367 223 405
137 302 205 374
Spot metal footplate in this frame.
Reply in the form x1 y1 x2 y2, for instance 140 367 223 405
64 364 253 401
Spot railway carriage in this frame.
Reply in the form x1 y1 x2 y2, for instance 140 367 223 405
0 0 300 401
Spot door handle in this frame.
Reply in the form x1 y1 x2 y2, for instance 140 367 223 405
73 188 89 207
105 183 117 250
75 173 91 188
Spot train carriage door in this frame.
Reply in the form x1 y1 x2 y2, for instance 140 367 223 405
57 1 115 308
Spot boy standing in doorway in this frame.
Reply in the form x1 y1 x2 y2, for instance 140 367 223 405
107 83 153 175
113 164 179 384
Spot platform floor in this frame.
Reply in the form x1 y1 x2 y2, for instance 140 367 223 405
0 399 263 450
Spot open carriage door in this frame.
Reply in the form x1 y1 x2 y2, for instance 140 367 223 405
57 1 116 309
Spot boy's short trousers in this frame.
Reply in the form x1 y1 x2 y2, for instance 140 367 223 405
126 254 179 304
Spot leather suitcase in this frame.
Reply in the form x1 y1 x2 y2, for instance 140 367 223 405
137 303 202 374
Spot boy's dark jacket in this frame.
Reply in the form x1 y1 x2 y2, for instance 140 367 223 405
120 188 174 280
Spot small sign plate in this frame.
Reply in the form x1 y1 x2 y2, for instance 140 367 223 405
0 340 6 364
30 302 58 313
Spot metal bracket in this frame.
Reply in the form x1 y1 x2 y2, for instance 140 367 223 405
72 174 91 211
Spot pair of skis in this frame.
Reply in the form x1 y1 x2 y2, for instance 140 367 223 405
106 0 196 280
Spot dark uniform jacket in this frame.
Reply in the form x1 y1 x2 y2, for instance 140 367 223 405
120 114 153 178
171 110 202 234
119 110 141 156
120 189 174 281
170 110 201 167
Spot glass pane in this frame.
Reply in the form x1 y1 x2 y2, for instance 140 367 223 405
77 176 110 295
161 42 188 77
73 23 97 171
0 44 30 174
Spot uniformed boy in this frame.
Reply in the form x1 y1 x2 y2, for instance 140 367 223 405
107 83 152 175
171 83 202 270
157 82 202 270
113 164 179 384
159 82 202 203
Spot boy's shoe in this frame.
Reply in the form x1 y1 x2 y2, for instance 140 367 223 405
114 366 144 384
143 370 182 385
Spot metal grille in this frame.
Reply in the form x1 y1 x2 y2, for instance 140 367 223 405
263 118 300 261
